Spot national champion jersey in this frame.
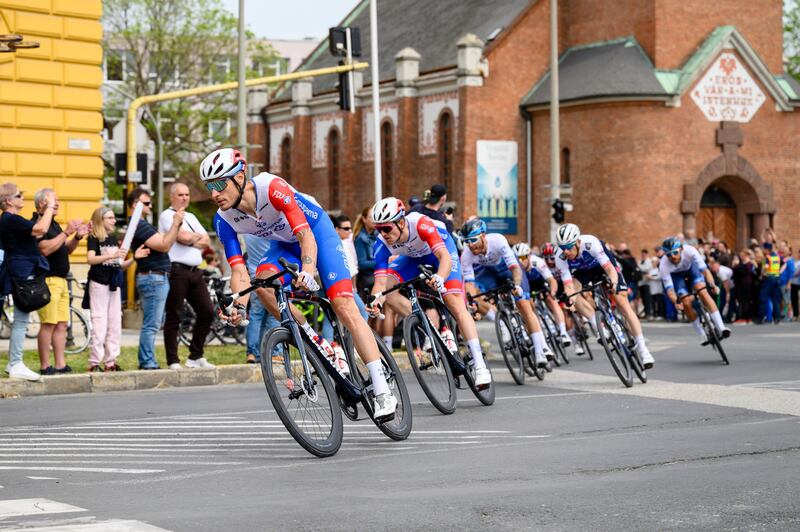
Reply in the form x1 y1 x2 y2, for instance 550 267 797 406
460 233 519 283
373 212 449 275
554 234 613 283
525 254 554 282
214 172 324 268
658 244 708 290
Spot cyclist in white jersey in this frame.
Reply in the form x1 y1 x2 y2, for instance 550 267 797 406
199 147 397 420
554 223 655 369
366 198 492 388
659 237 731 344
460 220 549 368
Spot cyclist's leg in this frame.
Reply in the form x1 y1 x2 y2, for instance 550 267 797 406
673 272 706 340
693 265 728 333
610 269 654 364
254 242 308 324
380 257 415 318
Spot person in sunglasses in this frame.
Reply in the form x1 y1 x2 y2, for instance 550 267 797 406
366 198 492 388
659 236 731 344
200 148 397 421
554 223 655 369
127 187 185 370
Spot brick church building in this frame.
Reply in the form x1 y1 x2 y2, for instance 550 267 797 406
259 0 800 251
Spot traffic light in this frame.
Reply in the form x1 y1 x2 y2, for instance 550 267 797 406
115 152 148 185
552 199 565 223
336 60 352 111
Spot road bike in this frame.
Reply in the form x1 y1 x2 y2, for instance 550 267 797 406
531 287 569 367
568 280 646 387
179 272 245 346
469 280 544 383
679 287 730 365
65 273 91 354
217 258 411 457
372 265 494 414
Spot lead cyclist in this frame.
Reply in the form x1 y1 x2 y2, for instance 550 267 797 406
199 147 397 420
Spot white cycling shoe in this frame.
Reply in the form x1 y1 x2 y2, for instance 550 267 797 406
574 344 586 356
720 326 732 339
373 392 397 421
534 351 548 369
639 348 655 369
542 345 555 361
475 367 492 388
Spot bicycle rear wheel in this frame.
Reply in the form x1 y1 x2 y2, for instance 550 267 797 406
495 312 525 385
64 307 90 355
541 315 563 367
577 320 594 360
448 316 494 405
616 313 646 384
403 313 457 415
596 310 633 387
351 331 413 441
261 327 343 457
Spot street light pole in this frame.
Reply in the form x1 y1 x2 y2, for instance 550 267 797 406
237 0 247 160
549 0 560 241
370 0 382 201
154 110 164 214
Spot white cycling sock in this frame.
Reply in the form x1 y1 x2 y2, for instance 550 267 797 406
558 322 567 335
485 309 496 322
382 336 393 351
710 310 725 331
568 328 577 341
635 335 647 351
366 359 390 396
691 318 705 337
466 338 486 369
532 331 545 354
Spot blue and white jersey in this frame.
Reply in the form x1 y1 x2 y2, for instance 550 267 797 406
658 244 708 291
526 254 554 282
554 234 614 284
460 233 519 283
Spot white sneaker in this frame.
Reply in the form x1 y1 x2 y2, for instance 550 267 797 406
542 345 554 361
559 332 572 347
6 362 41 382
639 348 655 369
168 363 181 370
475 366 492 387
534 351 548 368
373 392 397 421
185 358 215 369
574 344 585 356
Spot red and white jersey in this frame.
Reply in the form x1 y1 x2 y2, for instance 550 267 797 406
374 212 448 264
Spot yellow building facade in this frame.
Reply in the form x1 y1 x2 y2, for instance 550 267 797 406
0 0 103 257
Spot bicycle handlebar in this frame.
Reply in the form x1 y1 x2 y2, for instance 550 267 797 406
364 264 436 319
217 258 300 326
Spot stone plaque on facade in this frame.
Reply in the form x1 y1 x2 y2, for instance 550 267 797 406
691 52 766 123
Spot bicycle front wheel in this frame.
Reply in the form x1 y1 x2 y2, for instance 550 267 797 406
495 312 525 385
261 327 343 457
703 311 729 365
64 307 90 354
596 311 633 387
403 314 457 415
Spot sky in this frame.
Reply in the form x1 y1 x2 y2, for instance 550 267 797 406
218 0 356 41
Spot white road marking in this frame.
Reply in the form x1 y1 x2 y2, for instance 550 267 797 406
25 476 59 480
0 461 244 466
17 519 170 531
0 467 164 474
0 498 86 519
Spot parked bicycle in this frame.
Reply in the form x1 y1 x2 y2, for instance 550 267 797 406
179 272 245 347
0 294 39 340
217 258 412 457
371 264 494 415
65 273 91 354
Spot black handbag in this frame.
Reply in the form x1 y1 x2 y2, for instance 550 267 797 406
12 275 51 313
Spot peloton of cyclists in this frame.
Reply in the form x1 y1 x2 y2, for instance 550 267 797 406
659 236 732 344
513 242 586 356
554 223 655 369
199 147 398 421
365 198 493 388
460 219 550 369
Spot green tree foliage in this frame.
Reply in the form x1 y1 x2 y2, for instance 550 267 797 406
102 0 279 183
785 0 800 81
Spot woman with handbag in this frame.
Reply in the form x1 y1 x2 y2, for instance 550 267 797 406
85 207 147 372
0 183 56 381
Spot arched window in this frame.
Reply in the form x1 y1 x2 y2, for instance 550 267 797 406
439 111 454 191
381 121 393 197
561 147 571 186
280 136 291 180
328 129 340 209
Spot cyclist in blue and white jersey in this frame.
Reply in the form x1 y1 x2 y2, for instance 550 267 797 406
366 198 492 388
512 242 585 356
554 223 655 368
659 236 731 344
199 147 397 420
460 219 549 369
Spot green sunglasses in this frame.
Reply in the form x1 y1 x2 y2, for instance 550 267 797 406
205 179 229 192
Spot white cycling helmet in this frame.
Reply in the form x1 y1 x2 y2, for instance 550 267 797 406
556 223 581 248
200 148 247 182
512 242 531 258
371 197 405 224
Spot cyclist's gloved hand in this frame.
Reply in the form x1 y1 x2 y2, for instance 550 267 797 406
428 273 446 293
708 285 718 297
513 284 524 297
295 270 320 292
366 294 385 317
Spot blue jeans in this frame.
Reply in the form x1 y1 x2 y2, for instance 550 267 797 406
246 295 280 360
137 273 170 368
7 306 29 368
760 276 782 322
322 292 368 342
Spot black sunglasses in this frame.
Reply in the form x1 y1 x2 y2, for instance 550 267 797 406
338 226 353 232
141 201 151 206
376 225 395 234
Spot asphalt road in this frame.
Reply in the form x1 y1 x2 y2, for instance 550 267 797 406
1 322 799 531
